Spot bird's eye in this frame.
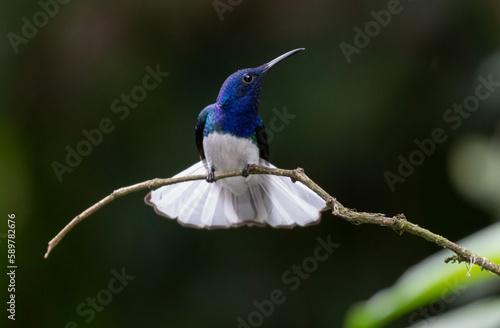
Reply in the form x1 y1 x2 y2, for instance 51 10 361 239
242 74 253 83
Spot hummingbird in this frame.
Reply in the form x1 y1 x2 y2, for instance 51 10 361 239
145 48 326 228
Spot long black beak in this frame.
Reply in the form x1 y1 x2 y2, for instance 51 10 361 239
262 48 305 73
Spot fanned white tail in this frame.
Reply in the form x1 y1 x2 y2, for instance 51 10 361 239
145 160 326 228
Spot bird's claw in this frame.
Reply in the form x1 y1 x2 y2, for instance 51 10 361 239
207 168 215 183
242 164 252 178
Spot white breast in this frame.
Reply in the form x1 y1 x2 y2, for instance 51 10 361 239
203 133 260 196
203 132 260 171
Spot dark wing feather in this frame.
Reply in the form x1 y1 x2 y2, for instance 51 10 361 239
255 122 269 161
195 105 211 160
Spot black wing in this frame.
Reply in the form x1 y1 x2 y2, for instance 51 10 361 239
255 123 269 161
195 106 210 160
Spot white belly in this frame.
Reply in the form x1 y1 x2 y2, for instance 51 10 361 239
203 132 260 171
203 133 260 195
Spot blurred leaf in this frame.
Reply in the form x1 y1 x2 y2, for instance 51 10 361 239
343 222 500 328
448 135 500 217
405 297 500 328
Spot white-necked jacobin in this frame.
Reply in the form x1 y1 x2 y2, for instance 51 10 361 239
145 48 326 228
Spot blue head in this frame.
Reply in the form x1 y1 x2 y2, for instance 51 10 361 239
212 48 304 137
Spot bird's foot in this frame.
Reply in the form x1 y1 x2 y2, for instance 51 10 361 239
242 164 252 178
207 167 215 183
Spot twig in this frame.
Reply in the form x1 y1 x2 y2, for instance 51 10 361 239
44 165 500 277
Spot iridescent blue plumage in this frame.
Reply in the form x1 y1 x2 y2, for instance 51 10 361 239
206 67 265 139
195 48 305 166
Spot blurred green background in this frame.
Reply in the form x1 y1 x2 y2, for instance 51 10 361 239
1 1 500 327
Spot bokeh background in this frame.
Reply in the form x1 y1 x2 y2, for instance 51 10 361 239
1 1 500 327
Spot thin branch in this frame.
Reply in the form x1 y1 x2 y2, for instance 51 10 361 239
44 165 500 277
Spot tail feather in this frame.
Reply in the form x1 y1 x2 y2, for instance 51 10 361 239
145 160 326 228
253 173 322 227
